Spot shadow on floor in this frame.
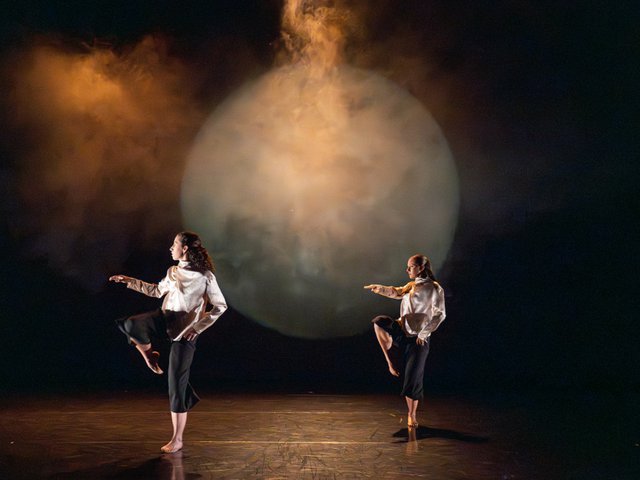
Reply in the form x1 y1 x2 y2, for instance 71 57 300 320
393 425 489 443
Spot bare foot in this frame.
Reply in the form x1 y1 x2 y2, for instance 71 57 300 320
408 415 419 428
161 440 183 453
143 350 163 375
388 363 400 377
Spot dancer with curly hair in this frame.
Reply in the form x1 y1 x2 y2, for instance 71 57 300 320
110 231 227 453
365 254 446 428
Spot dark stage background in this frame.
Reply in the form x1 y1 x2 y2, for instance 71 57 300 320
0 1 637 398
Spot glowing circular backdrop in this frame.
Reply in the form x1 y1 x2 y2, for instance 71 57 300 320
182 65 458 338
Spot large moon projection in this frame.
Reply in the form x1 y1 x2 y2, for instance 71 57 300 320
181 63 459 338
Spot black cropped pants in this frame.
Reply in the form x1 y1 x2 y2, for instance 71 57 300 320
372 315 430 400
115 309 200 413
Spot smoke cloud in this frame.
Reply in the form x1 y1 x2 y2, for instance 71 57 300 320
5 36 205 288
3 1 524 339
0 0 464 337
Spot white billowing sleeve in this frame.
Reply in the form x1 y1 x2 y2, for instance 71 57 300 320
417 283 446 340
156 273 172 297
192 272 228 334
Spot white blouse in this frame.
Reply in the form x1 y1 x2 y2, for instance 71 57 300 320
127 260 227 341
378 277 446 341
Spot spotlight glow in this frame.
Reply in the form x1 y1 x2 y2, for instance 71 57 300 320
181 64 458 338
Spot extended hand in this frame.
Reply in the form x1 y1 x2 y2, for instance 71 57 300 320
109 274 132 284
364 284 382 294
416 337 426 346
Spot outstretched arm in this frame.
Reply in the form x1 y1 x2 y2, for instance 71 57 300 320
364 284 403 299
109 274 163 298
109 274 133 284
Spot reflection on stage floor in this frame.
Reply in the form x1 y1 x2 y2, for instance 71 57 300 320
0 391 637 479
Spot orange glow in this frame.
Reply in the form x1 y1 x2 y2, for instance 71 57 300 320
9 36 204 287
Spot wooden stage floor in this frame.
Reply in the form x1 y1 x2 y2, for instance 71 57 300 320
0 390 637 479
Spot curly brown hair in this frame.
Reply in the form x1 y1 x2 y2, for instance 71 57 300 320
177 231 215 274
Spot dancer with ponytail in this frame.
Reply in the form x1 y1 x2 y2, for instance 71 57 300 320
365 254 446 428
110 231 227 453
